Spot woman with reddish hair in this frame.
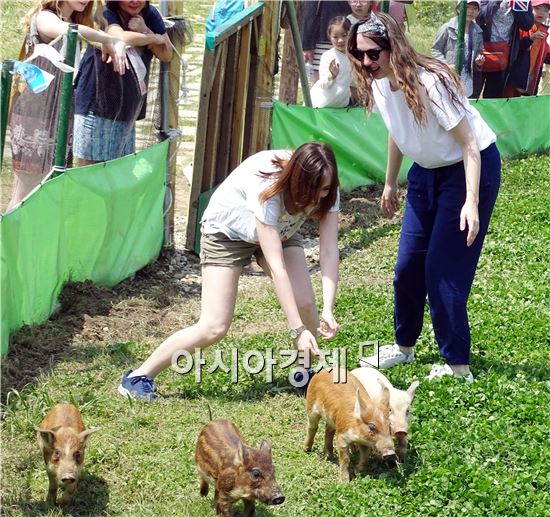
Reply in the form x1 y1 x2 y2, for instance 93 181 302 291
119 142 341 400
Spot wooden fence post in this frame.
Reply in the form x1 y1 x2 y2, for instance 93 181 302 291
279 0 304 104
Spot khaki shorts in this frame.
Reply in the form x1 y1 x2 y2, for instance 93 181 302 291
200 232 304 267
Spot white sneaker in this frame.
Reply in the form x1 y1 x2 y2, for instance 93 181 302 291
427 363 474 382
359 344 414 369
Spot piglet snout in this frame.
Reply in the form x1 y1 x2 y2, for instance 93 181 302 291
271 494 285 505
395 431 407 439
61 474 77 484
382 450 398 464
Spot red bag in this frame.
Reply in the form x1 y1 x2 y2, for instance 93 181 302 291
481 41 510 72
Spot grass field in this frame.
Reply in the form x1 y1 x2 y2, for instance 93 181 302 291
2 1 550 517
2 154 549 516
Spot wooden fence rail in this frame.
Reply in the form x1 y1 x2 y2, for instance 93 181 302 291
186 1 280 252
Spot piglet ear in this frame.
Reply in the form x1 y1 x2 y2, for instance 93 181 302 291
36 427 56 449
354 389 366 419
259 439 272 455
234 442 244 466
407 380 420 399
79 427 101 444
378 381 391 410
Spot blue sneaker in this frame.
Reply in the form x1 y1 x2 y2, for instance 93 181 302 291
118 370 157 401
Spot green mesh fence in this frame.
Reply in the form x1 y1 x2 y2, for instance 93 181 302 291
0 141 169 355
271 96 550 191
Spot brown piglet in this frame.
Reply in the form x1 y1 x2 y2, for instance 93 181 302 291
36 403 100 506
305 369 396 481
195 419 285 516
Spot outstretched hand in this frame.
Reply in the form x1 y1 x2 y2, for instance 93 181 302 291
101 38 128 75
295 329 320 360
460 199 479 247
318 312 339 340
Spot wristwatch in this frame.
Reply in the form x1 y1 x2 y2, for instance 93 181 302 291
290 325 307 339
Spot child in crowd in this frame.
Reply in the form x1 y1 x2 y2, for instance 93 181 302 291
118 142 341 401
311 17 354 108
432 1 484 98
74 1 172 166
347 0 374 26
6 0 126 212
524 0 550 95
302 1 351 84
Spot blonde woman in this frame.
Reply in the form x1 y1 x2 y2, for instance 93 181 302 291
349 13 500 381
6 0 126 212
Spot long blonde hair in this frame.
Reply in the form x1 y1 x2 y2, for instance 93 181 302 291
347 12 465 126
22 0 94 32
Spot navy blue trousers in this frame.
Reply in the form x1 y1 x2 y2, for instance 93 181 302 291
394 143 501 365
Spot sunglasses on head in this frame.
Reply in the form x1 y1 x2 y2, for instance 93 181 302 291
351 47 385 62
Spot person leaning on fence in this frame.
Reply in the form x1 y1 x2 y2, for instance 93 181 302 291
432 1 484 98
348 13 501 382
5 0 126 213
73 1 172 166
118 142 341 401
474 0 534 98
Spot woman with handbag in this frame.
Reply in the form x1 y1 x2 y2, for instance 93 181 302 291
475 0 534 98
73 0 172 166
349 13 501 381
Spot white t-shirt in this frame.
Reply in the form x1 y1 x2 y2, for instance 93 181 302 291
201 150 340 244
372 68 496 169
311 48 353 108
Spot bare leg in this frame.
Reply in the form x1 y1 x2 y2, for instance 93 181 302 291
131 265 242 378
76 158 99 167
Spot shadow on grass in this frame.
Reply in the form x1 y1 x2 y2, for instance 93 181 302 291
355 446 421 484
7 473 109 517
473 355 549 382
160 373 298 402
